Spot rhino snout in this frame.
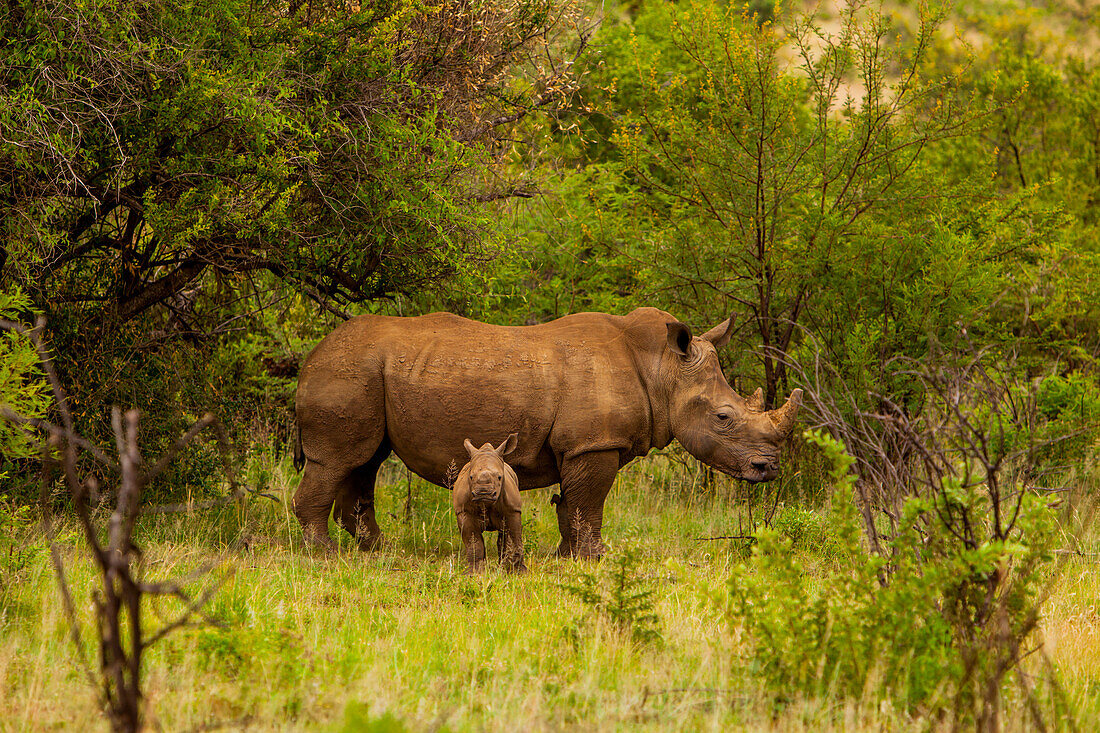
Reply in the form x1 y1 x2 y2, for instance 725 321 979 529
470 482 501 503
719 455 779 483
745 458 779 483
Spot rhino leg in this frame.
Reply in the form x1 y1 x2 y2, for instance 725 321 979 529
555 450 619 559
502 511 526 573
458 513 486 573
293 381 386 551
333 440 391 551
293 462 351 550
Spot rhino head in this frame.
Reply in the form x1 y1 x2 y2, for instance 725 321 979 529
462 433 518 504
663 317 802 483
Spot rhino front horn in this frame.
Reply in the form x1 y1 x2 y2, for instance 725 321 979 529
768 388 803 436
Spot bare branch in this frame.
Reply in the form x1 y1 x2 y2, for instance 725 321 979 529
146 412 217 481
0 315 238 732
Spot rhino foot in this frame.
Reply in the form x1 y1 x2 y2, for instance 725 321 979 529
556 541 606 560
356 532 385 552
301 528 337 553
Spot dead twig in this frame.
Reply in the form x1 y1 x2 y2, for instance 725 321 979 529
0 317 238 733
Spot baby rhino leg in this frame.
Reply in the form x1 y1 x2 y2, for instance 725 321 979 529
457 513 486 573
502 511 526 573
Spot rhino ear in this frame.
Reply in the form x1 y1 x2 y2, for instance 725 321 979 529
666 322 693 357
463 438 477 458
701 315 736 349
496 432 518 457
746 387 765 411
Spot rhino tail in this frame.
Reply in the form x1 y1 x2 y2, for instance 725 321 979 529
293 421 304 472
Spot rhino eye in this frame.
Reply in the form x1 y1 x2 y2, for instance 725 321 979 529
716 412 731 421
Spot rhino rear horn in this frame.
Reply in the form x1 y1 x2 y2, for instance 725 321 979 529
746 387 765 411
768 388 803 436
701 315 736 349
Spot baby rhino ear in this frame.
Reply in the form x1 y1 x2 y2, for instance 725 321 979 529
463 438 477 458
496 432 518 457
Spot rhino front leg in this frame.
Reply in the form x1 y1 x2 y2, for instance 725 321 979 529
555 450 619 559
458 513 486 573
502 511 526 573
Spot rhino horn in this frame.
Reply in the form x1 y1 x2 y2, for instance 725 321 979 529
746 387 765 411
768 388 803 436
701 315 736 349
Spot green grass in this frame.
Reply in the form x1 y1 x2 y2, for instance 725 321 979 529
1 454 1098 731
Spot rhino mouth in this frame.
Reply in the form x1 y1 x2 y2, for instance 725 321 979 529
470 484 501 503
717 465 779 484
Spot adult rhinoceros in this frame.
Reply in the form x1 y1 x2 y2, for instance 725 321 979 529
292 307 801 557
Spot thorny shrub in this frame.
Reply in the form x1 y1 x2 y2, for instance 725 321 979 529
561 544 662 647
713 429 1065 726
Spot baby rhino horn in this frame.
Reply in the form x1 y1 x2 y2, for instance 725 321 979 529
768 388 803 437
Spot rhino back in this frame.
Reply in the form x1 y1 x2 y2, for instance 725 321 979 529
298 310 670 488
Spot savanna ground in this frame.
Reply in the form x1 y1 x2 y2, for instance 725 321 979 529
3 450 1099 732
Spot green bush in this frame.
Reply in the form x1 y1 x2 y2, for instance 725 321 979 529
0 498 41 609
990 371 1100 475
771 505 827 551
561 544 662 646
0 287 50 493
716 437 957 708
1036 372 1100 464
337 702 422 733
714 429 1063 719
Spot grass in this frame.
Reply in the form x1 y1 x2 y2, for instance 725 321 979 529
1 453 1098 731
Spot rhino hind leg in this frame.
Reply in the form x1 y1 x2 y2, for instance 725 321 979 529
555 450 619 559
293 462 353 551
293 380 387 551
333 440 391 551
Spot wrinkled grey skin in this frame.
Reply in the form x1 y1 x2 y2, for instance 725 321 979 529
452 434 524 573
293 307 801 557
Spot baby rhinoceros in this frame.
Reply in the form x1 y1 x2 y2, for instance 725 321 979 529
452 433 525 573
